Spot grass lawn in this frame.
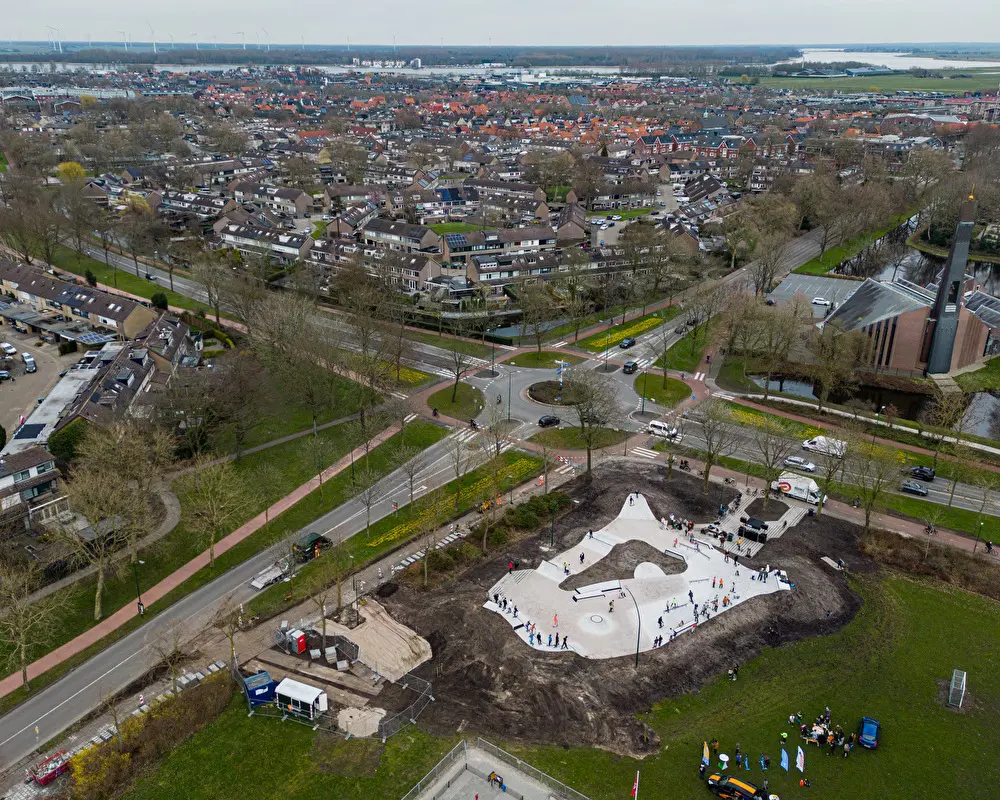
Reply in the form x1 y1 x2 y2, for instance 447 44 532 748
507 350 586 368
715 356 760 393
515 575 1000 800
0 421 446 715
530 426 628 450
310 220 328 239
404 328 493 360
427 222 486 234
49 244 210 313
0 147 8 173
656 318 718 373
760 72 1000 93
586 207 656 221
955 357 1000 392
427 382 485 420
793 212 916 277
634 374 690 408
547 185 571 202
576 307 679 353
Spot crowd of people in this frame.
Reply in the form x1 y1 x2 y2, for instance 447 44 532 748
796 707 857 757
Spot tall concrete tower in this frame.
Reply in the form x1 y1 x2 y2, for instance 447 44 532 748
926 196 977 374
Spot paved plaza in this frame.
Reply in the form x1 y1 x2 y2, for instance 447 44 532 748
486 495 792 659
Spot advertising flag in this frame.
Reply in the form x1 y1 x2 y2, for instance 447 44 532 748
702 742 710 766
780 749 789 772
630 771 640 798
796 746 805 773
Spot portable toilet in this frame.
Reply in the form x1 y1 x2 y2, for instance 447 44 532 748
286 629 307 654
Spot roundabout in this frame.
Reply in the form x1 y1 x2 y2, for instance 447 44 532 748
526 380 583 406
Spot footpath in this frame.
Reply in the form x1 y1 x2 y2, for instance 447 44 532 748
0 425 400 699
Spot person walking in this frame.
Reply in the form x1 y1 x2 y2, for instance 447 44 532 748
513 606 518 618
609 599 615 613
589 530 593 538
579 552 585 564
560 636 569 650
548 634 553 647
553 613 558 628
554 633 559 647
689 589 694 603
658 616 663 628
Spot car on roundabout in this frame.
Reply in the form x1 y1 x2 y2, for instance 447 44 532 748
537 415 561 428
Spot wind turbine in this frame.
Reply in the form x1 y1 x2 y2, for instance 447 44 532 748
46 26 62 54
236 31 246 50
147 21 157 54
118 30 129 52
255 31 260 50
262 28 270 53
168 33 175 50
190 33 199 51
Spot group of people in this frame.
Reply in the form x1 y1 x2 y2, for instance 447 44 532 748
795 708 855 757
661 514 695 532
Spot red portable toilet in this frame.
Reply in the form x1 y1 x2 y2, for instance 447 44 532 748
287 629 307 654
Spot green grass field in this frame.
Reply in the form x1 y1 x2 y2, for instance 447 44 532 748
0 422 445 715
955 357 1000 392
760 72 1000 93
507 350 586 368
530 425 628 450
576 308 679 353
121 574 1000 800
50 245 210 313
0 147 8 173
427 383 485 420
310 220 328 239
428 222 486 234
404 329 493 360
634 374 690 408
793 213 915 277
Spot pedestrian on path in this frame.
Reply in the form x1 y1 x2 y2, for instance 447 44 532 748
555 633 560 647
513 606 518 618
689 589 694 603
589 530 594 538
579 552 585 564
561 636 569 650
658 616 663 628
609 599 615 613
377 566 383 581
548 634 553 647
553 613 559 628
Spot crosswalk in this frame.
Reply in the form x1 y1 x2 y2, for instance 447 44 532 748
403 413 418 423
632 446 659 460
551 341 568 348
555 463 575 475
692 371 706 382
449 428 478 443
447 427 516 453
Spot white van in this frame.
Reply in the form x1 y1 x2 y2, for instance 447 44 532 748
648 420 681 440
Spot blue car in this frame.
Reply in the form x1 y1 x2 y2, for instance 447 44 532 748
858 716 881 749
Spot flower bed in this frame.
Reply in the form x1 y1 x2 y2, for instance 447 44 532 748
579 315 665 352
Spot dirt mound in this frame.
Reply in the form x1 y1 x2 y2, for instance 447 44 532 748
383 460 868 757
560 541 685 591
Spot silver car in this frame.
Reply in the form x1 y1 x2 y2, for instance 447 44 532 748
784 456 817 473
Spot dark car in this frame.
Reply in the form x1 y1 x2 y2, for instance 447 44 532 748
744 518 769 531
619 337 637 349
858 716 881 749
706 773 769 800
622 359 639 374
674 325 688 334
537 415 561 428
909 466 935 481
900 479 929 497
0 370 10 381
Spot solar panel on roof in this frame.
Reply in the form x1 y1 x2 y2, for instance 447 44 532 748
14 424 44 439
445 234 468 247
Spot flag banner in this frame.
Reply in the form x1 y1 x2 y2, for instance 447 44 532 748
630 771 640 798
781 749 789 772
796 746 805 773
702 742 710 766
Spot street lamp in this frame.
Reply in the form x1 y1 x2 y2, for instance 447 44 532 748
625 586 641 667
507 369 512 422
640 370 648 416
131 559 145 616
603 326 612 372
550 503 555 547
974 521 983 555
873 405 886 444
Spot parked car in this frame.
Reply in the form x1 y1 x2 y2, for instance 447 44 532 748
0 370 10 381
611 214 623 221
909 466 935 481
537 415 561 428
783 456 817 473
900 479 929 497
0 342 16 356
706 773 771 800
858 716 881 749
811 297 832 306
599 223 609 230
674 325 688 335
622 359 639 374
619 337 637 349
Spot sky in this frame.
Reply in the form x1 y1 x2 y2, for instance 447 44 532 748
8 0 1000 47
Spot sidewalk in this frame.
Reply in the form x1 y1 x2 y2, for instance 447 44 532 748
0 425 401 699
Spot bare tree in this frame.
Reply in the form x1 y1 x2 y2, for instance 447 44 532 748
179 457 251 568
565 370 621 473
355 467 382 539
695 398 741 493
813 421 862 517
211 592 245 669
484 400 516 458
852 442 903 532
0 563 63 691
397 446 428 504
519 280 557 355
448 435 476 510
192 253 229 325
152 620 186 696
747 419 798 509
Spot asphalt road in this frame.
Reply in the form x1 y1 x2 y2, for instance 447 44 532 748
0 430 483 771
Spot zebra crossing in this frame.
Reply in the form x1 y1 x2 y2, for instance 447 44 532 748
551 340 568 348
632 446 659 460
555 463 575 475
691 371 707 382
403 413 418 424
447 427 516 453
429 356 492 379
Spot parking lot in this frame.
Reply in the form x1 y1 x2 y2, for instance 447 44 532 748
0 329 78 440
768 274 861 318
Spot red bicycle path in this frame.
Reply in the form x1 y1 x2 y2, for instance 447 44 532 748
0 425 400 699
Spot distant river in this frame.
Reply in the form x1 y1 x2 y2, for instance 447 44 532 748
780 48 1000 71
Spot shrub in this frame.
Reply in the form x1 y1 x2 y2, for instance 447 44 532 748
47 418 89 463
151 292 169 311
84 268 97 287
58 341 78 356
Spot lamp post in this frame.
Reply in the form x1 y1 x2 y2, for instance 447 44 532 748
131 559 145 616
640 370 648 416
873 405 886 444
507 369 512 422
603 326 612 372
974 521 983 555
550 504 555 547
625 586 641 667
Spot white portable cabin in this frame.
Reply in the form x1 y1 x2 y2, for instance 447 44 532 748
274 677 328 721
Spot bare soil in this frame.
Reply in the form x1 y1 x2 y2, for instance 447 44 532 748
560 541 685 591
745 497 789 522
382 459 869 757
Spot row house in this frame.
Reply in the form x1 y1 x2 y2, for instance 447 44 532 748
361 218 441 254
440 226 558 266
0 447 60 532
158 191 229 220
218 224 313 264
231 183 311 217
0 260 156 340
177 156 274 186
479 195 550 225
468 251 561 294
323 184 385 209
464 179 547 203
566 186 654 210
328 201 381 237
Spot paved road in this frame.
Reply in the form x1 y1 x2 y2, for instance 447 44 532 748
0 430 487 771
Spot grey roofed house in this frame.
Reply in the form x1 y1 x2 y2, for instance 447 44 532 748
821 279 932 332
